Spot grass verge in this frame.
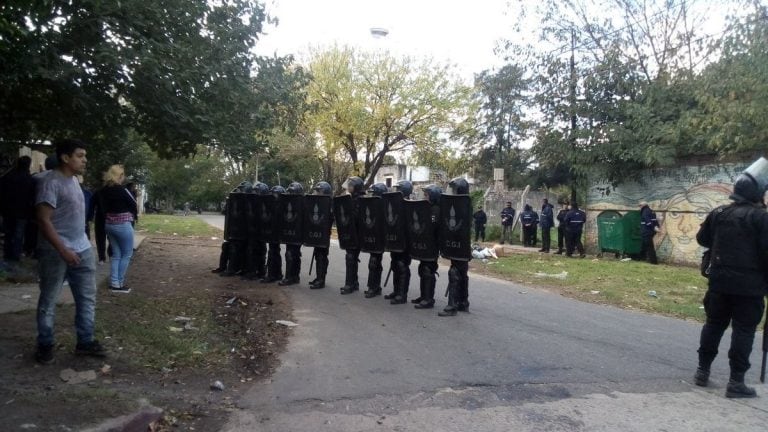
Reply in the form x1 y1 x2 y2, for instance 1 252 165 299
481 253 707 321
96 290 228 370
136 214 222 237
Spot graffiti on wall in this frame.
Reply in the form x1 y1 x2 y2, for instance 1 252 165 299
586 163 747 264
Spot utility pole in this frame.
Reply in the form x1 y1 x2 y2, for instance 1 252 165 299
569 28 578 205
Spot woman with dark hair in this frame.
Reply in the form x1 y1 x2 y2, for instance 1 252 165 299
99 165 137 293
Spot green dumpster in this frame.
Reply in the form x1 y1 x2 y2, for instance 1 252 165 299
597 210 642 257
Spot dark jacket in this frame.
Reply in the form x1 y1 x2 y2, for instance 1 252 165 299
564 208 586 233
98 185 138 219
556 208 568 230
500 207 515 226
0 168 35 218
473 210 487 227
697 200 768 297
540 203 555 229
640 205 659 237
520 205 537 227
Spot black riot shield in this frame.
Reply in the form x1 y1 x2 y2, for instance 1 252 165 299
383 192 407 252
358 196 386 253
439 194 472 261
303 195 332 248
245 194 260 242
257 196 280 244
225 192 248 241
333 194 358 250
279 194 304 245
404 200 439 261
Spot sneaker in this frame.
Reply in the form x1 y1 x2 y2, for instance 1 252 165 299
35 344 54 364
75 340 107 358
110 286 131 294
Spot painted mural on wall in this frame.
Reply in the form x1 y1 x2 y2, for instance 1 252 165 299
586 162 748 265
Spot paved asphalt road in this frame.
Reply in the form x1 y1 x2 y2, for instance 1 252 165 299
198 215 768 431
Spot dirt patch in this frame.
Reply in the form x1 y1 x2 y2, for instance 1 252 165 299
0 235 292 431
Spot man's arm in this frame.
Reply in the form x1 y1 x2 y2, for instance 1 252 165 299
696 211 714 248
37 203 80 266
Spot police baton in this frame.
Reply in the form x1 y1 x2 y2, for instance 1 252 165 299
308 249 316 276
761 300 767 383
383 264 392 287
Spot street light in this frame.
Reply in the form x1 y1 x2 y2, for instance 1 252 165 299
370 27 389 39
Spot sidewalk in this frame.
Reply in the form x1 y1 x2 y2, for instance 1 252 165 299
0 233 145 314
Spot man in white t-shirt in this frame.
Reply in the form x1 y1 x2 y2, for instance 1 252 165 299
35 139 106 364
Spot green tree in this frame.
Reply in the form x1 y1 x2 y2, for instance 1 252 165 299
0 1 309 165
471 65 531 175
306 46 473 187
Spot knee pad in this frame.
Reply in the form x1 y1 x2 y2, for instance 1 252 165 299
346 251 359 266
419 262 435 279
448 265 461 282
368 254 382 272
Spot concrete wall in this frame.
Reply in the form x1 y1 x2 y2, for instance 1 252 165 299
585 162 749 265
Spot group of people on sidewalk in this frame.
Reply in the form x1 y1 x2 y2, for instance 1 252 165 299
472 199 587 257
1 140 138 364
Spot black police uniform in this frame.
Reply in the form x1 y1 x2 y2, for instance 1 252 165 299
564 205 586 257
639 204 659 264
438 178 472 317
694 163 768 398
554 207 568 254
341 177 365 295
413 185 441 309
384 180 414 305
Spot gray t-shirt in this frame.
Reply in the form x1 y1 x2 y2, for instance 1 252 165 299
36 170 91 253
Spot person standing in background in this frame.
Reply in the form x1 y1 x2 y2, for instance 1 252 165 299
473 205 487 242
0 156 35 267
539 198 554 253
500 202 515 244
554 203 570 255
99 165 137 293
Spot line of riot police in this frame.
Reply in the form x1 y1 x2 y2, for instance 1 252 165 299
212 176 474 317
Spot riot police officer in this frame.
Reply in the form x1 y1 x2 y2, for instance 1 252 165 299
221 181 252 276
438 177 472 317
384 180 413 305
694 157 768 399
242 182 270 280
413 184 442 309
261 185 285 283
340 176 365 295
279 182 304 286
564 202 586 258
362 183 388 298
308 181 333 289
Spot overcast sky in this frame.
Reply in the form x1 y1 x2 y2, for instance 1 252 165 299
252 0 744 83
253 0 514 81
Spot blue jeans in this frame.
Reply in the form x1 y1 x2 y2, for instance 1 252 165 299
36 247 96 346
105 222 134 288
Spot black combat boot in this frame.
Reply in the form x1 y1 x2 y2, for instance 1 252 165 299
438 280 458 317
414 279 435 309
340 283 358 295
694 367 710 387
364 286 382 298
725 373 757 398
384 292 397 300
278 277 299 286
